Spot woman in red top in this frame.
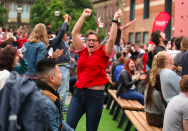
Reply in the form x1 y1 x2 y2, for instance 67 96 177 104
66 8 122 130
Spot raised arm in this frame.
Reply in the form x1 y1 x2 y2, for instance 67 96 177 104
120 18 137 31
24 25 29 34
71 9 92 51
105 9 122 56
17 26 22 34
51 14 69 48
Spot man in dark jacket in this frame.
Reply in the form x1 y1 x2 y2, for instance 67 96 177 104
36 58 74 131
50 14 71 112
148 30 168 68
0 71 52 131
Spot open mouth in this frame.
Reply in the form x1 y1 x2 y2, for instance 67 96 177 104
89 45 94 48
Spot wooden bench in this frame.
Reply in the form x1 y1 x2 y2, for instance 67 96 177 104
106 89 145 128
124 110 163 131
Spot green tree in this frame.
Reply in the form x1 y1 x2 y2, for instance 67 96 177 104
0 4 8 27
64 0 100 36
30 0 48 27
45 0 66 32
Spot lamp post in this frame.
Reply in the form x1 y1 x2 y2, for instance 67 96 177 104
17 7 22 28
54 10 60 30
8 19 11 29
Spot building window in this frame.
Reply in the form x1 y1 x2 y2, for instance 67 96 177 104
144 0 150 19
143 32 149 43
106 25 108 34
110 5 112 17
129 33 134 44
130 0 135 21
9 3 18 19
114 4 116 15
103 7 105 18
106 6 108 18
100 7 102 18
135 32 141 45
21 4 30 19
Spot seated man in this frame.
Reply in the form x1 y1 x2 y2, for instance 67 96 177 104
36 58 74 131
163 75 188 131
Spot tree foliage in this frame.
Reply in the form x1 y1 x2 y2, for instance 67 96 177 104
30 0 106 40
30 0 48 27
0 4 8 27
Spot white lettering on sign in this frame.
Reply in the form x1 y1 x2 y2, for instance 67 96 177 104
155 21 168 26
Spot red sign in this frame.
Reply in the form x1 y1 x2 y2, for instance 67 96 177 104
150 12 171 44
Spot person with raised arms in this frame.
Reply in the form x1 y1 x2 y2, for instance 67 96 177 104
66 8 122 131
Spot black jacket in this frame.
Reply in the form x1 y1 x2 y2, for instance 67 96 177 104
0 71 52 131
116 69 139 97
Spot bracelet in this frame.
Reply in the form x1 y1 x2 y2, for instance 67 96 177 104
112 19 118 24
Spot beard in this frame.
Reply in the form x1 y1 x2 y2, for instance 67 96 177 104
163 39 168 46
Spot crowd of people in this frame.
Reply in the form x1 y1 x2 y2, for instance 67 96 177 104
0 7 188 131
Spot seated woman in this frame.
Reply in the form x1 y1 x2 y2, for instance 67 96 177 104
116 59 146 105
151 51 181 103
0 46 19 90
114 57 125 86
145 74 165 128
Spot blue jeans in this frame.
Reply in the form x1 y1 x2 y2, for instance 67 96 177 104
58 66 70 111
120 89 144 105
66 88 105 131
62 121 74 131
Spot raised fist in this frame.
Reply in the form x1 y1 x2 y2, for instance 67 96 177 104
82 8 92 17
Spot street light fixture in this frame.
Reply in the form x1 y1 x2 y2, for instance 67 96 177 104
8 19 11 29
17 7 23 28
54 10 60 30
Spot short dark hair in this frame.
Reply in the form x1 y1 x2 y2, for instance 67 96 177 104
130 55 138 61
180 75 188 92
85 31 101 43
117 22 121 27
2 27 6 32
127 41 132 45
175 36 184 50
55 28 60 36
151 30 161 45
46 22 51 26
0 46 17 72
116 52 122 60
170 37 177 48
36 58 59 76
0 41 10 48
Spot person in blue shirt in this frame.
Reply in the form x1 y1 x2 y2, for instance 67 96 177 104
114 57 125 86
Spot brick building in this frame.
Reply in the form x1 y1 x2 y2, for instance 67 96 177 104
92 0 126 35
0 0 50 31
93 0 175 45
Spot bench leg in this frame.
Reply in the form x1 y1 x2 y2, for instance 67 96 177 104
117 111 126 129
112 105 121 121
124 120 133 131
106 95 113 110
109 101 117 115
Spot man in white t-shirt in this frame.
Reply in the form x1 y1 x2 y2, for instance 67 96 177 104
163 75 188 131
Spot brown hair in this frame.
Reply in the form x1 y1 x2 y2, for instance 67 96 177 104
170 37 177 49
28 23 49 47
180 75 188 92
146 74 164 107
0 46 17 72
124 59 135 76
150 51 167 86
70 43 75 49
175 36 184 50
126 47 131 52
85 31 101 43
181 37 188 53
151 30 161 45
5 37 14 43
118 57 125 64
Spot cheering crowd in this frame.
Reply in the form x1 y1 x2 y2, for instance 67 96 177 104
0 7 188 131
